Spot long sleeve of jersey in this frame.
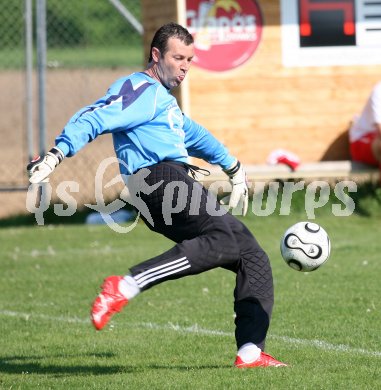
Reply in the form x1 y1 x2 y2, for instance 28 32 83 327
55 76 156 157
183 114 235 170
54 72 236 175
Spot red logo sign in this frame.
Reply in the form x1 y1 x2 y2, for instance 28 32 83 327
186 0 263 72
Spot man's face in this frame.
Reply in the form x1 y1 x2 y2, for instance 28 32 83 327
154 37 194 89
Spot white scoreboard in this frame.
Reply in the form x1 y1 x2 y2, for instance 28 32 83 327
281 0 381 66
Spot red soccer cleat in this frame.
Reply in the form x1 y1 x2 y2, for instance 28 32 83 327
234 352 288 368
91 276 128 330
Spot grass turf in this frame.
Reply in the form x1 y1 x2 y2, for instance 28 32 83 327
0 211 380 389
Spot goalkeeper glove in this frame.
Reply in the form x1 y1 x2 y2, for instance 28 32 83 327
27 147 64 184
221 160 249 216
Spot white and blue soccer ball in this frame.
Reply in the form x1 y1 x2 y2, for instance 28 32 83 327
280 222 331 272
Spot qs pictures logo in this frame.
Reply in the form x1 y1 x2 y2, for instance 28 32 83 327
186 0 263 71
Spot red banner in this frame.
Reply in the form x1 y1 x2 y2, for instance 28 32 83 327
186 0 263 72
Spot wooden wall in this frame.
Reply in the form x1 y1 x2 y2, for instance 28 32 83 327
141 0 185 104
142 0 380 165
188 0 381 164
141 0 179 64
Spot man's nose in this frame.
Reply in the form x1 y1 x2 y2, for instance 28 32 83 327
181 60 191 71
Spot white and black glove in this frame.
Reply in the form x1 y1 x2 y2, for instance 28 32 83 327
221 160 249 216
27 147 64 184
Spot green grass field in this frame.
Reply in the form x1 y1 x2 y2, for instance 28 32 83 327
1 210 380 389
0 45 143 70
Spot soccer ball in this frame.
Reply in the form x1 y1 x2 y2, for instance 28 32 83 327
280 222 331 272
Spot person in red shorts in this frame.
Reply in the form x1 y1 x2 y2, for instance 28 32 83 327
349 82 381 180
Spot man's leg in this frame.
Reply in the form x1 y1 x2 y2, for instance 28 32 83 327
91 161 285 365
211 213 273 351
91 161 241 329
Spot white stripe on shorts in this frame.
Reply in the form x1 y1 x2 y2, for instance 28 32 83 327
134 257 190 288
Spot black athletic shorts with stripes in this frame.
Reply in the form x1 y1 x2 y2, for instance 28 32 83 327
127 160 274 349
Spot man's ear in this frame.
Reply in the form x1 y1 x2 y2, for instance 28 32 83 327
151 47 161 63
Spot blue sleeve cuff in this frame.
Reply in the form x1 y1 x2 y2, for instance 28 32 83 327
219 155 236 170
55 141 70 157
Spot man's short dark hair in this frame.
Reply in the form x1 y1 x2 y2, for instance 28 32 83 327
148 22 194 62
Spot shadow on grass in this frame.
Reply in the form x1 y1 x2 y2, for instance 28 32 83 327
0 352 125 375
1 181 380 228
0 362 130 375
349 181 381 217
0 355 230 375
0 208 92 228
0 205 138 228
255 179 381 218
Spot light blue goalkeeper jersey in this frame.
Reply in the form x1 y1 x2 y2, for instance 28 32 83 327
55 72 235 175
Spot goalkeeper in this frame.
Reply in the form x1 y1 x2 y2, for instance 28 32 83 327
27 23 286 368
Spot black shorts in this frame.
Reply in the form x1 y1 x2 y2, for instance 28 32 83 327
128 161 274 349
